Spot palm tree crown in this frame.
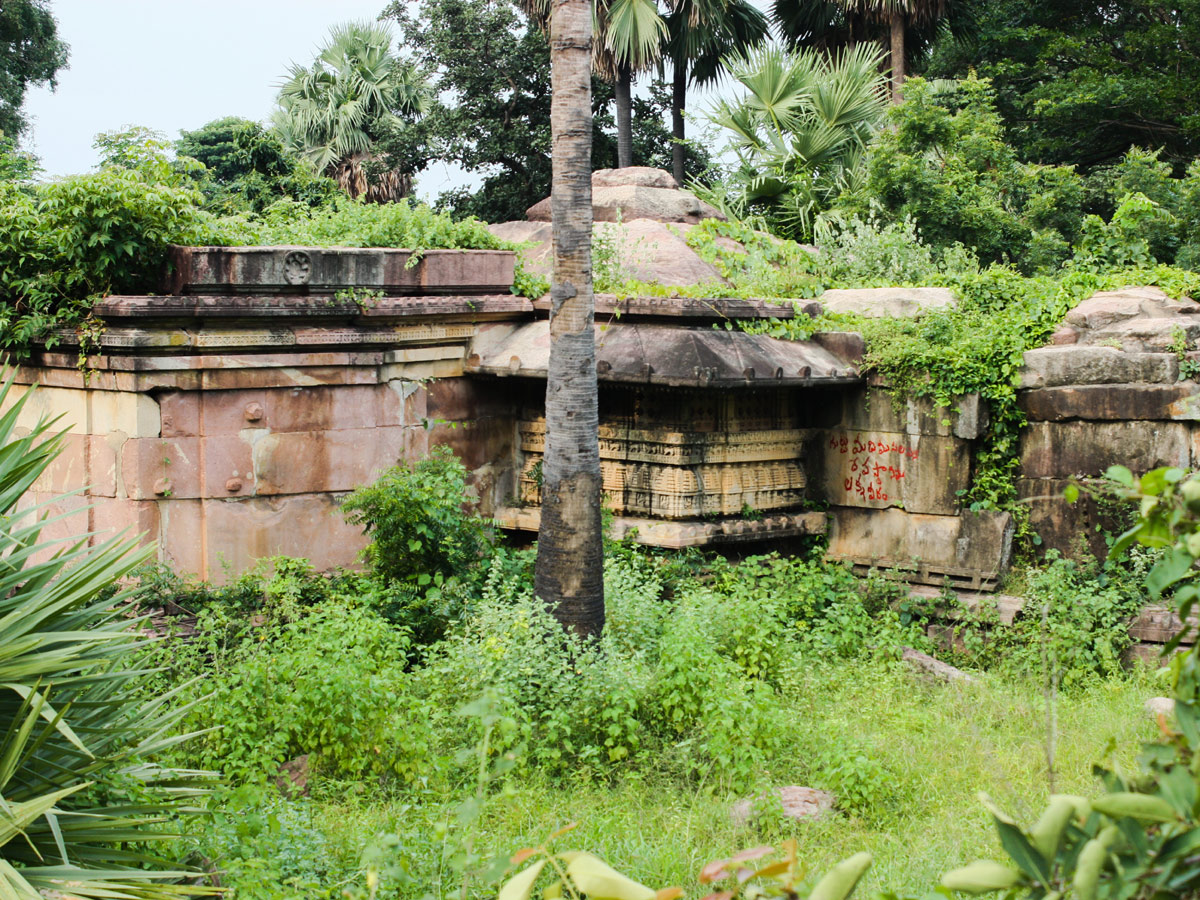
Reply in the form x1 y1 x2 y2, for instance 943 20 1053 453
273 21 430 199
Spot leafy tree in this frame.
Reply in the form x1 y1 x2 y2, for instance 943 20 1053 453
861 75 1084 271
702 43 888 242
922 0 1200 171
663 0 769 184
538 0 605 638
273 21 431 202
0 134 37 182
524 0 668 169
385 0 710 223
771 0 973 101
175 117 339 214
0 0 68 139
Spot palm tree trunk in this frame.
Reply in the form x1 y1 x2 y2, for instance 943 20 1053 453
615 62 634 168
889 11 905 103
536 0 605 639
671 59 686 186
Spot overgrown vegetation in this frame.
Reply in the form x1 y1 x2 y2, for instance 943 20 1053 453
101 452 1165 898
0 375 214 899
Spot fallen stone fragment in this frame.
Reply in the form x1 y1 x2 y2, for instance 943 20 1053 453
901 646 978 684
1145 697 1175 718
731 786 835 826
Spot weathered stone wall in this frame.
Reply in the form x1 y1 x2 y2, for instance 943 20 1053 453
1017 288 1200 558
4 247 527 581
13 249 1190 588
8 348 515 580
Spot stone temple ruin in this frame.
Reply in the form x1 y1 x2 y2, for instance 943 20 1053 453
6 170 1200 615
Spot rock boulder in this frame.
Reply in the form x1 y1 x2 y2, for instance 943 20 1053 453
524 167 726 225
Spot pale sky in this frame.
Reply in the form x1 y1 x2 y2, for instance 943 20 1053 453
21 0 744 201
20 0 477 199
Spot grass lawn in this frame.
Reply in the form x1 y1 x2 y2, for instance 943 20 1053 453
230 659 1159 898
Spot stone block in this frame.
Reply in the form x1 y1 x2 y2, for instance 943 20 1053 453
1019 383 1200 421
199 366 380 391
121 436 204 500
826 507 1014 588
90 497 159 544
395 381 427 424
811 429 970 515
88 433 124 497
89 390 160 438
197 385 405 435
4 385 88 435
158 499 204 577
165 245 515 296
199 494 369 581
1019 347 1178 388
426 378 514 423
1097 317 1200 352
30 432 88 494
159 392 201 437
1019 420 1191 479
429 418 516 472
1018 477 1115 560
812 331 866 365
838 386 987 439
818 287 956 318
252 427 405 495
19 491 91 560
1064 289 1157 330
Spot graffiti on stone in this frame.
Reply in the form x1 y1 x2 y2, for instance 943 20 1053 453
828 432 919 503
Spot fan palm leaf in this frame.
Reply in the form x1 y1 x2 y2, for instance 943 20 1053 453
273 20 430 199
0 372 216 899
704 42 886 241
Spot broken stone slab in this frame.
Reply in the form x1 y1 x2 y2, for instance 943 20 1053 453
826 507 1014 590
1018 420 1191 479
818 287 956 318
1019 346 1179 388
730 786 835 826
1019 383 1200 421
1145 697 1175 718
164 246 515 296
1064 287 1169 330
901 647 978 683
592 166 678 189
1092 317 1200 353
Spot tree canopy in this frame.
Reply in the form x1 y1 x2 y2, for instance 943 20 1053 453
384 0 709 223
923 0 1200 171
0 0 68 139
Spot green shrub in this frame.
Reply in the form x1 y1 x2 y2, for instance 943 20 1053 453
179 599 425 784
341 446 493 643
863 75 1083 273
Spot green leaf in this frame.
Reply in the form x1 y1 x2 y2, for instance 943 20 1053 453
499 860 548 900
1104 465 1134 487
1147 547 1195 598
564 852 655 900
994 820 1050 884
